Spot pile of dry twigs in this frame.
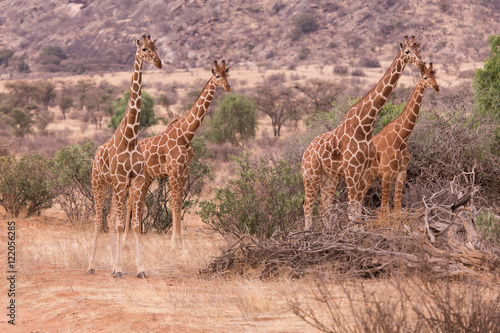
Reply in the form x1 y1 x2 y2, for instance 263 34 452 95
200 186 500 279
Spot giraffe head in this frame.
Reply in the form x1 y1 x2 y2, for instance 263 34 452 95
420 62 440 92
398 36 424 71
136 34 162 69
212 60 231 92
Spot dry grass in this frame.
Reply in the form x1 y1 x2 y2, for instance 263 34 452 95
1 206 499 332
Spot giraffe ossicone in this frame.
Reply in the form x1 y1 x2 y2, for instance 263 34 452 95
302 36 424 229
123 60 231 254
87 34 162 278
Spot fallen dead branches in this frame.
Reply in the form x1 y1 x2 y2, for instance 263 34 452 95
200 197 500 279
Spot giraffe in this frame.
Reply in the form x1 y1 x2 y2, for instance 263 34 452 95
302 36 424 228
87 35 162 278
124 60 231 253
361 62 439 215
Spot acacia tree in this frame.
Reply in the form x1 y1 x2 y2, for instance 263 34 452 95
59 96 73 120
295 78 343 114
254 86 302 137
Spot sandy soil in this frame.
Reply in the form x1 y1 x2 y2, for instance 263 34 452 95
0 212 328 332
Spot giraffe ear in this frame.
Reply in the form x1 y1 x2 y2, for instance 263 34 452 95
398 42 403 51
136 39 142 48
153 39 158 45
212 68 215 75
225 66 231 73
417 42 422 49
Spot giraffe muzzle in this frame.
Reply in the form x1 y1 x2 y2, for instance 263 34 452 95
224 85 231 92
154 58 162 69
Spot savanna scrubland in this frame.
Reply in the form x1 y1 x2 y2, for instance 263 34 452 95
1 1 500 332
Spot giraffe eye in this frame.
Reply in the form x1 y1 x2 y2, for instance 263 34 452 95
216 75 220 79
424 76 427 80
405 50 410 54
142 48 147 52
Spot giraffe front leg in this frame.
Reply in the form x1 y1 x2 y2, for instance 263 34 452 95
129 174 153 278
87 182 107 275
169 174 184 252
111 185 127 278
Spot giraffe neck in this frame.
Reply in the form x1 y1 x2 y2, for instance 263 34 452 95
178 77 217 143
392 80 426 143
346 53 406 132
117 53 143 145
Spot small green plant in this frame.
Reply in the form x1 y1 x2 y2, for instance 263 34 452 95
475 211 500 246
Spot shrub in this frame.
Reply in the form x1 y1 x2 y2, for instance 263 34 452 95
51 140 97 228
290 12 318 41
474 34 500 153
199 153 304 239
475 211 500 246
208 93 258 147
373 100 406 134
357 57 381 68
292 12 318 34
333 65 349 76
7 108 34 137
109 90 157 130
0 154 54 217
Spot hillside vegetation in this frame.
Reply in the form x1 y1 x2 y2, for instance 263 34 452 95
0 0 499 76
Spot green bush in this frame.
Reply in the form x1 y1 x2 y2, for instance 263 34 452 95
51 140 97 228
373 100 406 134
109 90 157 130
208 93 258 147
0 154 54 217
475 211 500 246
7 108 34 137
474 34 500 120
199 153 304 239
473 34 500 154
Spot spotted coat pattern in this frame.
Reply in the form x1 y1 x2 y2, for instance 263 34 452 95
302 36 424 228
87 35 162 278
124 60 231 252
361 63 440 214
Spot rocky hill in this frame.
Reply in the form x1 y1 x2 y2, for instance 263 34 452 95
0 0 499 76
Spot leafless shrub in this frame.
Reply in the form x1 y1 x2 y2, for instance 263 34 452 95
333 65 349 76
357 57 381 68
291 276 500 333
201 188 500 280
207 142 242 163
351 68 366 76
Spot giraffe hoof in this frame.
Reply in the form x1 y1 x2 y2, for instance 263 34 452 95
113 271 124 279
87 269 95 275
137 271 147 278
